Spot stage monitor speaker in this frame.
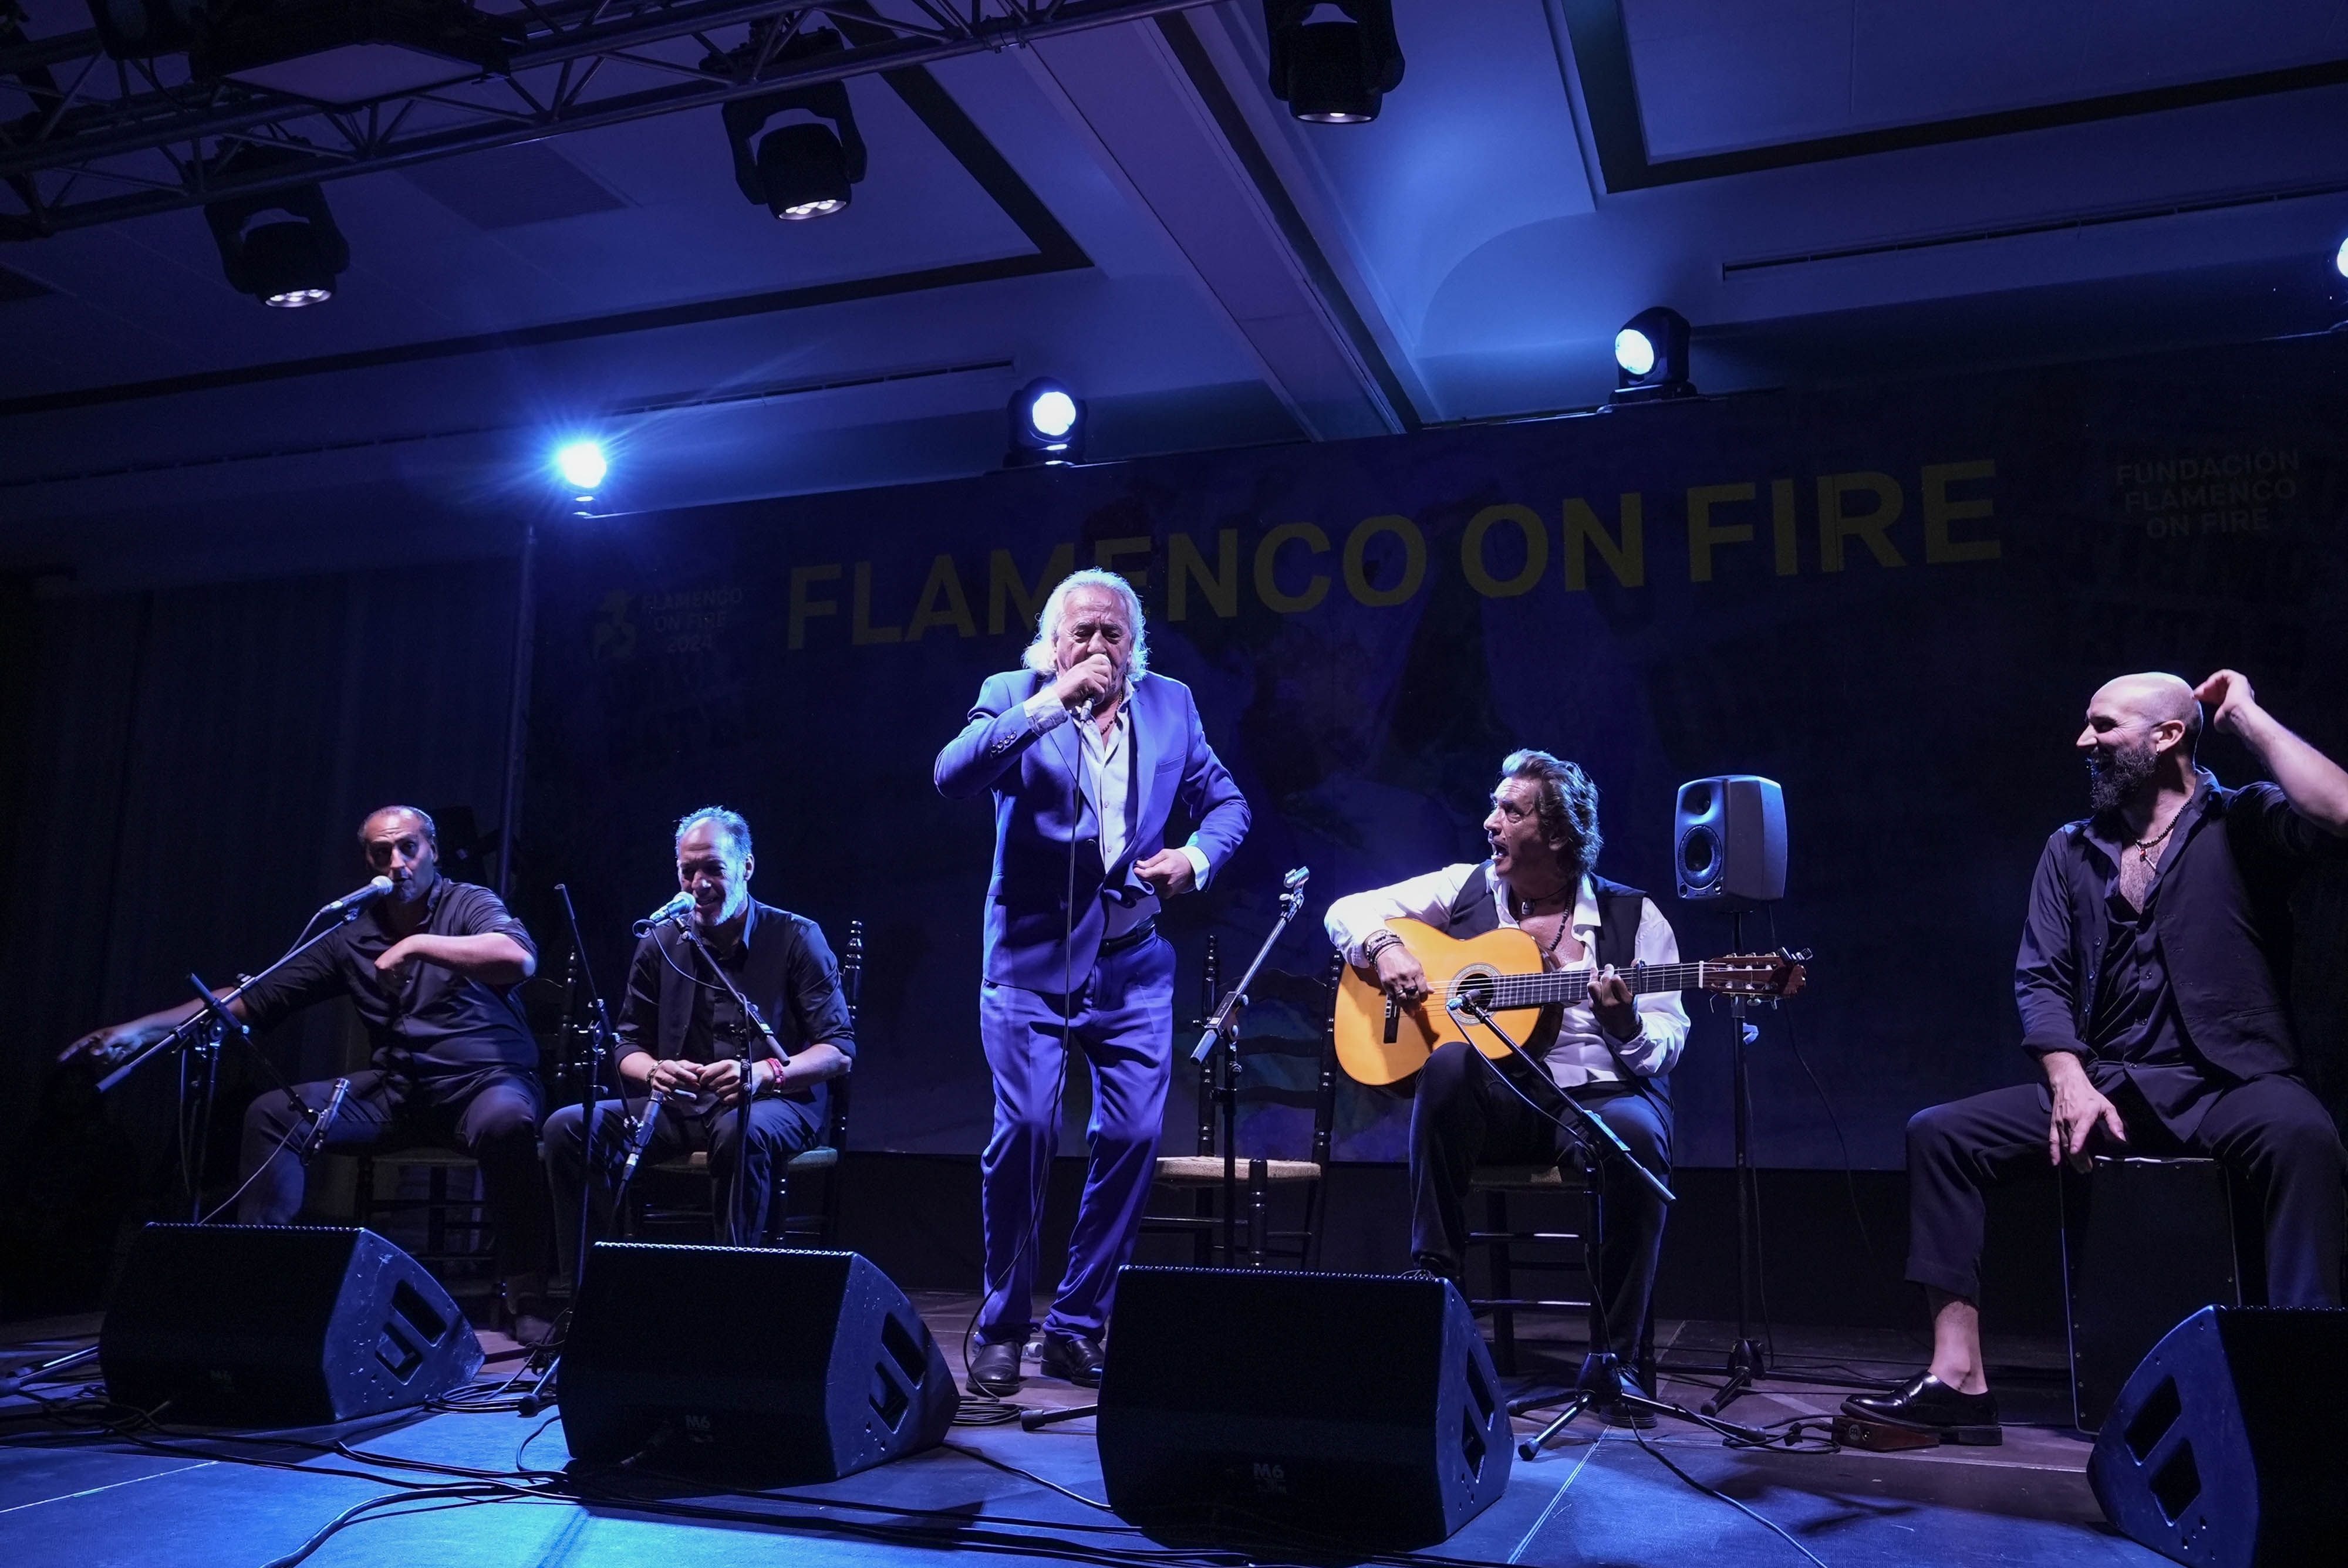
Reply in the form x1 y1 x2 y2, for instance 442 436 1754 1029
99 1224 483 1425
1674 775 1786 905
561 1243 957 1481
2089 1306 2348 1568
1095 1268 1511 1548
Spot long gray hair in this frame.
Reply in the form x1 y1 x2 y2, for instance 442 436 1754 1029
1020 567 1150 685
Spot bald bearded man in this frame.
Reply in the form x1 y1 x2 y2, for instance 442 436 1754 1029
1848 670 2348 1442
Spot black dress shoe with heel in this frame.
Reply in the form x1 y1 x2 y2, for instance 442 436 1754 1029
1842 1373 2001 1445
967 1339 1023 1397
1040 1332 1107 1387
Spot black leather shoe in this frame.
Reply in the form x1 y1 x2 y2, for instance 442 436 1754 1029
967 1340 1023 1397
1040 1333 1107 1387
1843 1373 2001 1445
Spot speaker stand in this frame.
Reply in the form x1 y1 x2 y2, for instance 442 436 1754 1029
1704 907 1770 1418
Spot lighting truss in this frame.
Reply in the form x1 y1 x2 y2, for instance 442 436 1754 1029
0 0 1213 238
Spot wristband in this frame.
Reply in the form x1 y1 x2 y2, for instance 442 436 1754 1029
1360 930 1403 962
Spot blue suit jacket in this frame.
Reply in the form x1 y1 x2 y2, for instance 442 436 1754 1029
935 668 1250 990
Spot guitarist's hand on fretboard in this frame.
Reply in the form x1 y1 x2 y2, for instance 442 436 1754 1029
1588 966 1639 1040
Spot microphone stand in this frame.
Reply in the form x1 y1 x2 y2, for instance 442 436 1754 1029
14 909 367 1398
544 885 615 1392
1189 867 1310 1264
677 917 780 1248
1018 872 1310 1434
1445 996 1769 1454
96 900 370 1211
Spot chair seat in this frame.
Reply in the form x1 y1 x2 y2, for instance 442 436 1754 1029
348 1145 478 1169
653 1146 838 1175
1468 1163 1576 1189
1155 1155 1323 1184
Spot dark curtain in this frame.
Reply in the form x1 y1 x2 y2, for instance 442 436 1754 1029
0 558 522 1315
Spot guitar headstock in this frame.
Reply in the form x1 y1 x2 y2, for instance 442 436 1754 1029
1699 950 1809 999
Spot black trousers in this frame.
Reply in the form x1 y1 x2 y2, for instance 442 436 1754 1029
1905 1074 2346 1306
239 1069 551 1283
1410 1038 1672 1364
542 1094 821 1279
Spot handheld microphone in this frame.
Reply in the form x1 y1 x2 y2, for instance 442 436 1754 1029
324 876 395 915
632 893 694 936
1075 697 1096 721
303 1077 351 1161
618 1087 671 1185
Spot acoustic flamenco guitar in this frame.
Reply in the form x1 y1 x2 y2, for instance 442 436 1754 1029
1335 919 1807 1086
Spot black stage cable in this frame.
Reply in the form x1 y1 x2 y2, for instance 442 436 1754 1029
1631 1427 1834 1568
943 1439 1116 1510
4 1394 1848 1568
258 1488 542 1568
1767 904 1880 1271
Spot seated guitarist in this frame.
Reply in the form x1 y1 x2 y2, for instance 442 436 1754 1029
1325 751 1686 1405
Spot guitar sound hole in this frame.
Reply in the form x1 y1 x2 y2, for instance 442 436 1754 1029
1453 970 1497 1012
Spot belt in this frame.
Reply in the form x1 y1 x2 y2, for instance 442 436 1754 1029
1098 918 1158 957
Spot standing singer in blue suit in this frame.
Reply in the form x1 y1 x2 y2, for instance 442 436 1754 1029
935 568 1250 1396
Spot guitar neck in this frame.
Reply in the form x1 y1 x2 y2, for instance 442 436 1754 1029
1475 962 1707 1012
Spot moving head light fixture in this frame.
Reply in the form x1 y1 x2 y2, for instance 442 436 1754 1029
201 147 350 307
710 25 868 221
1264 1 1405 124
1610 306 1695 404
1007 377 1085 468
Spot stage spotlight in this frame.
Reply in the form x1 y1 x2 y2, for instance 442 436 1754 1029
712 26 866 222
554 440 608 494
1609 306 1695 404
1265 1 1405 124
201 149 350 307
2335 234 2348 278
1007 378 1085 468
755 122 852 219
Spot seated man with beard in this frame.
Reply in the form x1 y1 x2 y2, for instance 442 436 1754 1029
1847 670 2348 1444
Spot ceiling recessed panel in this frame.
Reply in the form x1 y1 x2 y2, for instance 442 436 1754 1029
1624 0 2348 160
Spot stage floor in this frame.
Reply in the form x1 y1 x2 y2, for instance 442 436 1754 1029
0 1296 2163 1568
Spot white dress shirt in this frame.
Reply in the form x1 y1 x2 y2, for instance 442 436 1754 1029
1024 685 1212 939
1324 864 1690 1088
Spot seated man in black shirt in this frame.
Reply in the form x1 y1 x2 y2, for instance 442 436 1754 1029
65 805 556 1341
542 807 853 1274
1851 671 2348 1442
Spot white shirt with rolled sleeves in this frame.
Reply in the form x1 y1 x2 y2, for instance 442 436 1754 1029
1324 865 1690 1090
1023 688 1213 939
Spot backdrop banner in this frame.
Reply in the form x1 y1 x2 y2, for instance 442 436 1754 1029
522 337 2348 1166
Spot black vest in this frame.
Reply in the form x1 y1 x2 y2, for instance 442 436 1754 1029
1438 864 1666 1090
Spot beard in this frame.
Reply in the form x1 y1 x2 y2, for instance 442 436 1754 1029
2086 740 2157 815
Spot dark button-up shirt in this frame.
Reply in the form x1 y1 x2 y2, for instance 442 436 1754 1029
2016 769 2348 1120
237 877 539 1094
616 899 855 1126
2080 795 2209 1133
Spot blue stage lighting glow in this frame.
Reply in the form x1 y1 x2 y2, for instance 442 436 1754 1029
1614 328 1656 378
554 440 608 492
1028 388 1078 441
